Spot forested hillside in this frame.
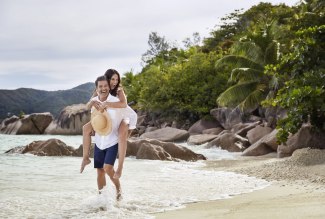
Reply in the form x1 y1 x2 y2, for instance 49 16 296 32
0 82 94 119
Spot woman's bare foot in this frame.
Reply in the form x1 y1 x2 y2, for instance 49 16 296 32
80 158 91 173
113 167 123 179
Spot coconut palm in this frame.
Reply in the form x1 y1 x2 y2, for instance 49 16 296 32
215 22 280 112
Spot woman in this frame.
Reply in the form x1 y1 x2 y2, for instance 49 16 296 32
80 69 137 180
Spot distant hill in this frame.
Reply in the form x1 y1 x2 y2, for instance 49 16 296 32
0 82 95 119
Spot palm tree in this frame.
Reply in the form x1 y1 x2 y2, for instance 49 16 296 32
215 22 280 112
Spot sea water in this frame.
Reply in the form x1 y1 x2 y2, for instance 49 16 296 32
0 134 270 218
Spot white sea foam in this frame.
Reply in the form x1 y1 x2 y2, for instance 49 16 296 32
178 142 241 160
0 134 270 218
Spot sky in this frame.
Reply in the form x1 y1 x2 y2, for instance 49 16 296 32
0 0 298 91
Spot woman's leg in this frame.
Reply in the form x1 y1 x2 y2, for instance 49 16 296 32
80 121 94 173
114 121 128 179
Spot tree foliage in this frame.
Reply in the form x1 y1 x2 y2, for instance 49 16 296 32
141 32 171 65
215 22 280 112
124 48 228 122
123 0 325 134
264 25 325 143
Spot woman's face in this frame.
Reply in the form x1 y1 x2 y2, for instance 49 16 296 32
109 73 119 89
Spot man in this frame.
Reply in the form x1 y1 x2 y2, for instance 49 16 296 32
88 75 124 199
80 69 137 180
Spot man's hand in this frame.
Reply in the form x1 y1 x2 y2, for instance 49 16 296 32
97 103 106 112
89 100 107 112
90 129 95 136
90 100 102 110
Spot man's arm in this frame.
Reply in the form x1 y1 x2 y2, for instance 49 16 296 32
86 89 98 109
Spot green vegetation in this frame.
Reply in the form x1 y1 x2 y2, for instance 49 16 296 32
215 22 280 112
264 25 325 143
123 0 324 141
18 110 25 119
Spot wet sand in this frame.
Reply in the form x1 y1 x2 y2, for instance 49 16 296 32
154 148 325 219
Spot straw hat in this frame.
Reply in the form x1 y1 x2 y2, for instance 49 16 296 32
91 108 112 136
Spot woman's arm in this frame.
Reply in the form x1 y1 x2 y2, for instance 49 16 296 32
104 87 127 108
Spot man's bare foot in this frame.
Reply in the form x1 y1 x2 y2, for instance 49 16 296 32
80 158 91 173
113 167 123 179
116 190 122 201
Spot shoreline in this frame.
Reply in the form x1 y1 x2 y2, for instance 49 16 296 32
154 182 325 219
153 148 325 219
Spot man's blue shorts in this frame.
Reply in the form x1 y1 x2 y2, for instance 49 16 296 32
94 144 118 168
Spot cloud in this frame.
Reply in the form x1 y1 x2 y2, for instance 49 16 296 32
0 0 298 90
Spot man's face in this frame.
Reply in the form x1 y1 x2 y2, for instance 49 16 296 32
96 80 109 99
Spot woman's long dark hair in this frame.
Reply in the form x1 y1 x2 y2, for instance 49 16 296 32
104 69 120 97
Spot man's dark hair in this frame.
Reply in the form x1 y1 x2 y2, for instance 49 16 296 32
95 75 107 87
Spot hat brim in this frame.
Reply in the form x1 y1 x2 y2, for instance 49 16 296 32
91 108 112 136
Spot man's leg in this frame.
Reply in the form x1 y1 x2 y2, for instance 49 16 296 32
97 168 106 191
94 144 107 192
103 144 122 200
80 122 93 173
114 121 128 179
104 164 121 200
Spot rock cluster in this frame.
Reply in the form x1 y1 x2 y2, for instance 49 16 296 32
45 104 90 135
2 103 324 159
6 139 78 156
6 138 206 162
127 138 206 161
1 104 90 135
0 113 53 134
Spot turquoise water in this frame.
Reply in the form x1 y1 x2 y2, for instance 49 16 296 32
0 134 270 218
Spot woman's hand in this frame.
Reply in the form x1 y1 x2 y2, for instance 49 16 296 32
102 102 110 110
117 87 124 95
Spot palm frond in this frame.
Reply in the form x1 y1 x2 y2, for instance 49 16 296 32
264 41 280 64
217 81 258 108
230 42 264 64
268 20 284 40
239 84 268 112
215 55 264 71
230 68 264 83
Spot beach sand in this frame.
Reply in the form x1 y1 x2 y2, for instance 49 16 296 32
154 148 325 219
